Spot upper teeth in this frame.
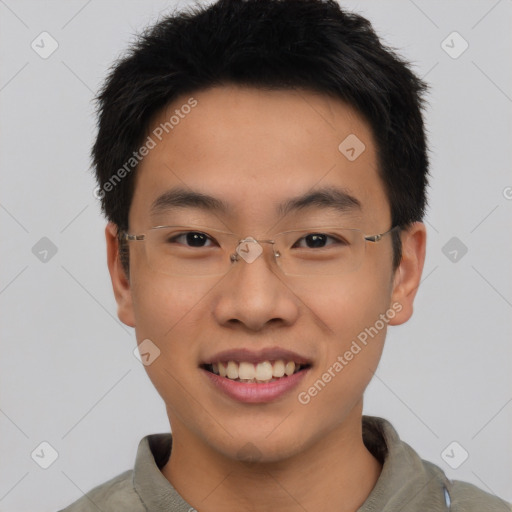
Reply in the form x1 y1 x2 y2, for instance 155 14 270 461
212 360 302 382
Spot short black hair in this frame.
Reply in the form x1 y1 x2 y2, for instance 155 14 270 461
92 0 429 276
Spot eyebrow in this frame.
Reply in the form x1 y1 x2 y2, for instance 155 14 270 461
149 185 361 218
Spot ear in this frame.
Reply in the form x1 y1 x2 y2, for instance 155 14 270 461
388 222 427 325
105 222 136 328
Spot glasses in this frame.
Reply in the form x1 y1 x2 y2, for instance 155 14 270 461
120 224 400 277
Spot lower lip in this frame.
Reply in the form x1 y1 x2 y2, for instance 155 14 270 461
201 367 310 403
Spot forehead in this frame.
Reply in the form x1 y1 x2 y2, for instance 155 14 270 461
129 85 390 229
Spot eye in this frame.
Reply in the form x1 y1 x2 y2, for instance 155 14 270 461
168 231 217 248
293 233 348 249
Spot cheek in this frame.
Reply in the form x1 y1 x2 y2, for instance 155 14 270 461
129 275 219 420
288 260 393 397
130 272 233 363
129 273 215 390
131 272 217 339
286 262 393 342
293 273 392 423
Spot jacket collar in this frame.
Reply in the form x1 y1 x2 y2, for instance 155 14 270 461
132 415 451 511
358 416 451 511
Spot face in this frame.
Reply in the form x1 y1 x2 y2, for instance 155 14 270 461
107 85 425 463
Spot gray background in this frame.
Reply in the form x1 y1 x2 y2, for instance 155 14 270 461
1 1 511 510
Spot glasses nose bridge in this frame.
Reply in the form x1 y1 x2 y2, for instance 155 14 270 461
229 235 278 267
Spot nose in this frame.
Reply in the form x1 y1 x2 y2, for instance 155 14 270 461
212 238 299 332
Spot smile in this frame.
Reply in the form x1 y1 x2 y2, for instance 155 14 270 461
202 360 310 383
201 362 311 403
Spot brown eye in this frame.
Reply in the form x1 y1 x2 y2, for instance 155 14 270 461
293 233 346 249
169 231 215 247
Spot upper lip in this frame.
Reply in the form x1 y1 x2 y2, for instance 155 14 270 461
201 347 313 366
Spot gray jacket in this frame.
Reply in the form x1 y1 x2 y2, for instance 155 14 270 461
59 415 511 511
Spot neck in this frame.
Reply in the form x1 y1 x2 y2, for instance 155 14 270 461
161 406 382 512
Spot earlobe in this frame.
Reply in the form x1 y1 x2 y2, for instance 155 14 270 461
388 222 427 326
105 222 136 328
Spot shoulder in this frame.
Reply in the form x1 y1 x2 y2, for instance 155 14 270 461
362 416 511 511
447 477 512 512
58 469 145 512
421 459 511 511
412 458 511 512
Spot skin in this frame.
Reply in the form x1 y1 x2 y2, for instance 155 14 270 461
106 85 426 512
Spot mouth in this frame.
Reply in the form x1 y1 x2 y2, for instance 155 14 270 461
200 360 312 384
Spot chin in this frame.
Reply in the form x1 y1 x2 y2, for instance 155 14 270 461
208 428 307 465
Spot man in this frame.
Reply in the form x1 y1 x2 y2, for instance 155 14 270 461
61 0 511 510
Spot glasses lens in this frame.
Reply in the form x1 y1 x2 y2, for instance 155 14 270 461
142 225 366 277
274 227 365 276
145 226 235 277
